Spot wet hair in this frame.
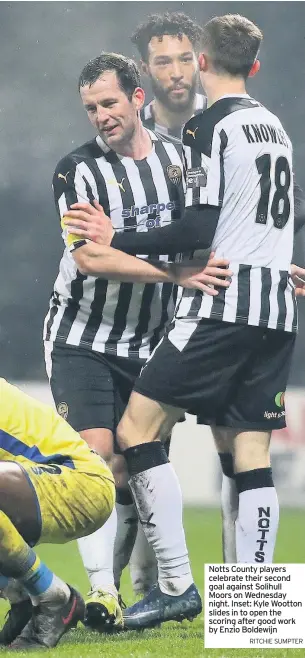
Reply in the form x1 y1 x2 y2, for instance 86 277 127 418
78 52 141 100
131 12 203 62
201 14 263 79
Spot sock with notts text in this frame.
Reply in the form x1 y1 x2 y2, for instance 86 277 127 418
235 468 279 563
218 453 238 563
124 442 193 596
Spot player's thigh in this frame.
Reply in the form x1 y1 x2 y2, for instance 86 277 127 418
117 391 182 450
110 354 146 455
211 426 235 454
233 430 271 473
224 329 296 433
0 462 41 545
224 330 295 472
25 463 115 545
45 342 116 455
133 319 257 421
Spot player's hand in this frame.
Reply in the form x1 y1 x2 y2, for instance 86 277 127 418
172 252 232 295
291 263 305 297
63 200 115 245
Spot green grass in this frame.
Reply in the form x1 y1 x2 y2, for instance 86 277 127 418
0 508 303 657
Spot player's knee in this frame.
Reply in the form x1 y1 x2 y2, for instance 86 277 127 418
0 462 25 497
233 431 271 473
112 454 129 490
79 428 114 464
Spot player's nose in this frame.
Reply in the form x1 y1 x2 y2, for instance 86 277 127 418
170 62 184 80
96 106 110 124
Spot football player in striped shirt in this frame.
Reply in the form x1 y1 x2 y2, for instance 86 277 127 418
74 15 305 628
74 23 305 588
44 52 231 632
127 9 206 598
132 12 206 139
131 10 305 578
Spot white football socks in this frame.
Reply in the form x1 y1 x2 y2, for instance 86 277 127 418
129 462 193 596
236 486 279 563
113 502 138 590
129 522 158 595
77 507 117 597
221 475 238 563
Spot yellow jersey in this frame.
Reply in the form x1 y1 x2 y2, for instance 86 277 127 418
0 378 104 472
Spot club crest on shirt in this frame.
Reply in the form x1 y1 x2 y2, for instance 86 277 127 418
167 164 182 185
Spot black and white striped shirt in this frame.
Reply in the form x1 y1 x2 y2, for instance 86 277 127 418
43 130 185 358
141 93 207 139
176 94 297 333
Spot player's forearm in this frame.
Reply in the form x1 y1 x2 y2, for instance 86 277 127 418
294 183 305 235
111 206 220 255
74 243 173 283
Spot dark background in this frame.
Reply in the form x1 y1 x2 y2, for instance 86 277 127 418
1 1 305 381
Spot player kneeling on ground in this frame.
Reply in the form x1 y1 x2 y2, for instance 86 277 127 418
0 378 115 649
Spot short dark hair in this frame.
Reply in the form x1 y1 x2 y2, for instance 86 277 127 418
201 14 263 79
131 12 203 62
78 53 141 100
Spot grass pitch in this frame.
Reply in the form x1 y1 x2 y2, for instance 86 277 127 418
0 507 303 657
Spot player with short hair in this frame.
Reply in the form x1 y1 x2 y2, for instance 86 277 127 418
125 9 206 598
97 14 301 628
132 11 206 139
44 51 231 632
0 378 115 648
127 9 305 584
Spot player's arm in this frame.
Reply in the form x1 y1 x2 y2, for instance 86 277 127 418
52 159 168 282
53 155 97 253
293 182 305 234
51 164 172 283
63 199 220 255
63 119 223 256
110 205 220 255
111 180 305 250
110 118 223 255
72 241 231 294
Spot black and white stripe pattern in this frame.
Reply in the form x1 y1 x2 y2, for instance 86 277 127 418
44 131 183 358
141 93 206 139
176 95 297 336
175 264 297 333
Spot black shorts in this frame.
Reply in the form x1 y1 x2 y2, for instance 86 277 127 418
134 318 296 431
46 342 145 436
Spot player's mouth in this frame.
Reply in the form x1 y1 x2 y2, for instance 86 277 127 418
103 124 119 135
169 86 189 96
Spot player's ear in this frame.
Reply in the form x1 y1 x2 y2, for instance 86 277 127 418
248 59 260 78
133 86 145 111
198 53 208 72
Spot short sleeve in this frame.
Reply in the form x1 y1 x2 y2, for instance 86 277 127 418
182 116 228 209
52 156 93 252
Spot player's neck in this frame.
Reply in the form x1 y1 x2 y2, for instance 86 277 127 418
115 121 152 159
152 98 195 131
204 75 247 108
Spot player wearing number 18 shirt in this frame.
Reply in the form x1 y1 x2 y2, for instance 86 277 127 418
109 15 299 628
